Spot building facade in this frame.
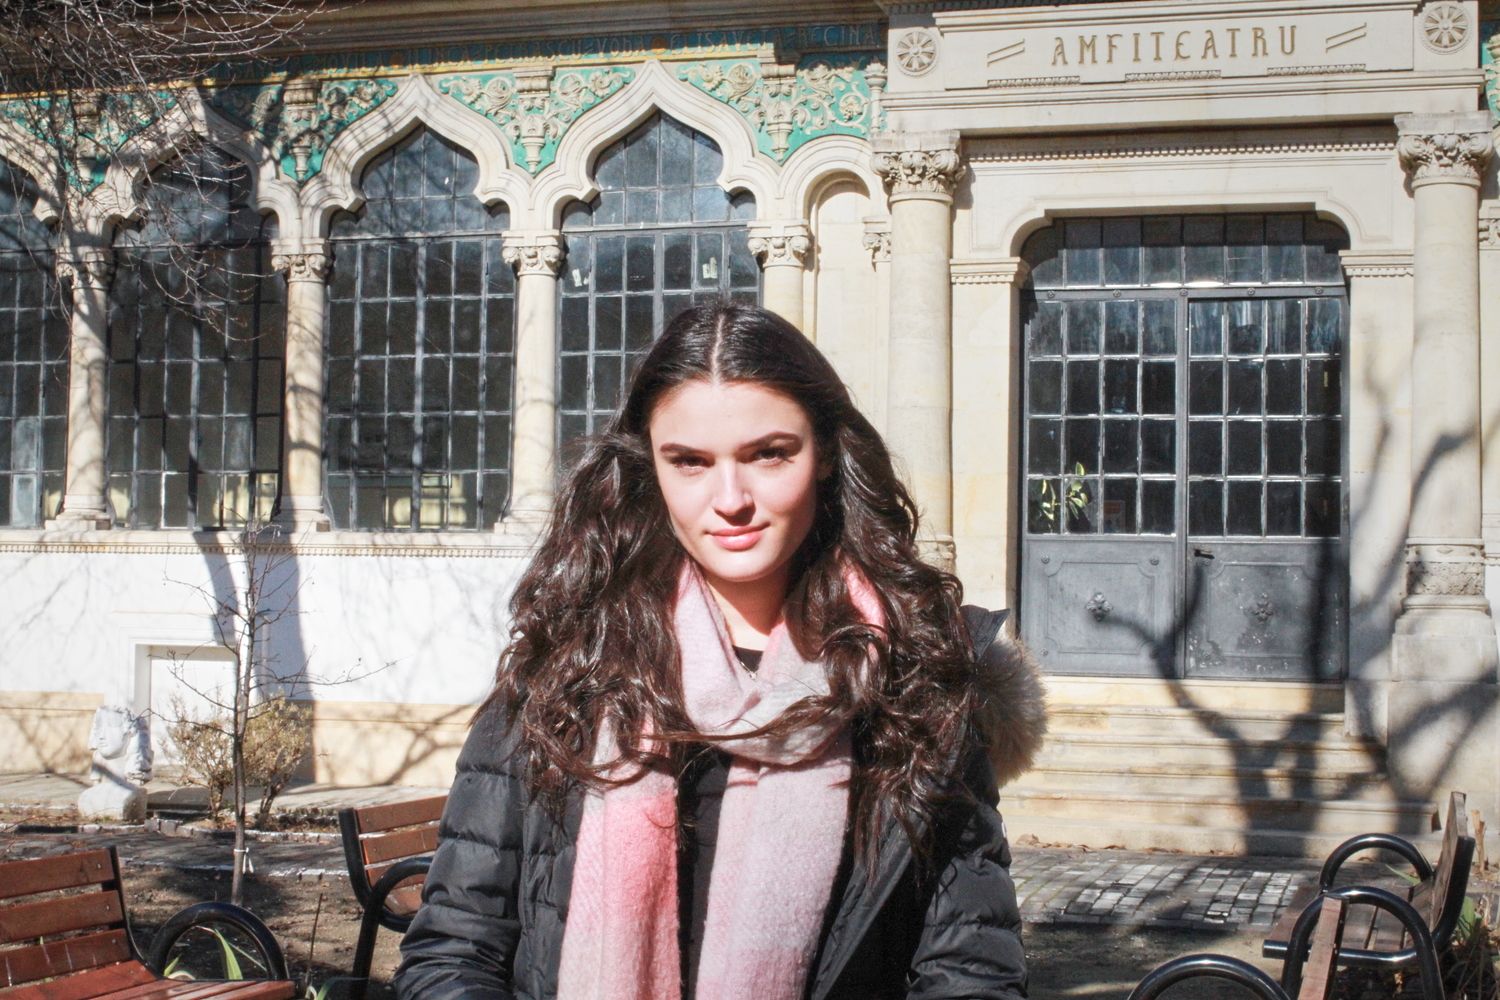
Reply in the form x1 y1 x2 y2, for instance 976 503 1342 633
1 0 1497 854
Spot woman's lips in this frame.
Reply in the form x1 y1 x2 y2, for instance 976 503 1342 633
710 526 767 551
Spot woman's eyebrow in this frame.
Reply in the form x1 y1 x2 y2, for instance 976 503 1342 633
739 432 804 452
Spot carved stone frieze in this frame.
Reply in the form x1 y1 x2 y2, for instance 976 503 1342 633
678 55 876 162
1395 113 1495 187
893 28 939 77
747 222 812 268
1481 217 1500 250
4 91 169 192
501 232 564 276
1420 1 1471 53
208 76 397 183
438 65 632 174
871 131 963 199
861 224 891 263
1406 542 1487 597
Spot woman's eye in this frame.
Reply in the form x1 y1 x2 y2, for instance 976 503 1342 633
670 455 707 469
756 448 789 463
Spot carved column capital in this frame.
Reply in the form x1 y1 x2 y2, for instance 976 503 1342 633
861 217 891 263
871 130 963 202
502 230 565 276
1395 113 1495 188
747 221 812 268
271 238 331 282
1480 215 1500 250
56 246 114 290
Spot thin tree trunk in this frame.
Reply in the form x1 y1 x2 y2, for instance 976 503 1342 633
230 531 258 908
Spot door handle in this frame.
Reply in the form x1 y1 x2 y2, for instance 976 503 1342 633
1194 547 1214 559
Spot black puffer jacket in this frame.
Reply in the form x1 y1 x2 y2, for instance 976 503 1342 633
395 609 1046 1000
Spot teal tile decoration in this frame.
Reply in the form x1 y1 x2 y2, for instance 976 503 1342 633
436 66 633 174
3 91 175 192
209 77 398 182
678 55 877 162
1485 21 1498 116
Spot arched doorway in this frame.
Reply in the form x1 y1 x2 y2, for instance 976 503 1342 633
1018 213 1349 679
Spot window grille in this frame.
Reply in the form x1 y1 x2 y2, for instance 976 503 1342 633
0 158 65 528
106 148 282 530
325 127 514 531
558 113 758 446
1021 213 1347 540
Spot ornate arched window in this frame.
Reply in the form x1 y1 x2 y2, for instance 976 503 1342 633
0 158 66 528
325 126 514 531
106 147 281 529
558 113 758 444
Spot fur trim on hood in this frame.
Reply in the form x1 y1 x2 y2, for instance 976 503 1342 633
961 605 1049 788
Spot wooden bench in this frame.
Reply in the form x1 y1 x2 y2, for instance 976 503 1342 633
0 847 293 1000
337 795 445 1000
1130 884 1443 1000
1263 791 1475 973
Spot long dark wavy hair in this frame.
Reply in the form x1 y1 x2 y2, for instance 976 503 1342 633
483 303 978 857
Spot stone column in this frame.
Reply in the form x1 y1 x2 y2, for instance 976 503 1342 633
501 230 563 533
272 239 332 531
872 130 962 570
1390 112 1498 836
861 217 892 433
51 244 114 530
748 221 811 330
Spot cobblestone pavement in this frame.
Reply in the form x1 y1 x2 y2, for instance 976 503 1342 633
0 825 1415 932
1010 848 1403 931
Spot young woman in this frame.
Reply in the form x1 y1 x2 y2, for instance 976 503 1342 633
395 303 1046 1000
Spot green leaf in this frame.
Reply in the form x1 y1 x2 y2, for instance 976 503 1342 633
207 927 244 980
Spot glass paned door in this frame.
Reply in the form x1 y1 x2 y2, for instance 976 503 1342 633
1021 270 1346 679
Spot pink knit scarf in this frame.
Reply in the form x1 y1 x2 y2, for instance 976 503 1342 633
556 563 882 1000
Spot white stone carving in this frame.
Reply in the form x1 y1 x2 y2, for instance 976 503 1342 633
862 224 891 263
272 250 331 282
78 704 151 822
872 131 963 198
1480 217 1500 249
1420 1 1471 52
748 222 812 267
895 29 939 77
1396 113 1494 187
502 231 565 276
56 246 115 289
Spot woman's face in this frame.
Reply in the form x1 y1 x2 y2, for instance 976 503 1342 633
649 379 826 594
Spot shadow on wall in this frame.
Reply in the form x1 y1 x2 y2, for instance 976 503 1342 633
297 700 474 787
0 691 99 773
1032 344 1500 851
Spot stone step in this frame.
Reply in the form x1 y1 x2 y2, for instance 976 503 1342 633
1011 763 1391 799
1042 677 1347 715
1035 732 1382 772
1002 787 1435 835
1045 705 1354 741
1005 814 1443 858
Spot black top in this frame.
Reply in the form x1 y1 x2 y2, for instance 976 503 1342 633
677 645 762 996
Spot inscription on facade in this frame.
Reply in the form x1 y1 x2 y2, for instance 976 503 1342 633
915 3 1443 92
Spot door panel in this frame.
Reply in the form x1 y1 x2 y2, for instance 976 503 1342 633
1024 537 1176 675
1184 540 1344 679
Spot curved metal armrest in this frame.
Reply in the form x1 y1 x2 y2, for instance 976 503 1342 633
147 901 290 982
349 856 433 1000
1319 833 1432 888
1281 886 1443 1000
1128 954 1289 1000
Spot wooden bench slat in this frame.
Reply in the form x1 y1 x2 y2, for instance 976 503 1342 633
360 826 439 867
0 891 124 946
0 929 133 987
0 960 156 1000
86 977 293 1000
385 887 423 917
363 857 428 888
1265 884 1317 950
0 853 115 902
1297 897 1345 1000
351 796 446 835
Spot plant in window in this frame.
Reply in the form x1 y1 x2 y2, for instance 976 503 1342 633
1036 462 1091 527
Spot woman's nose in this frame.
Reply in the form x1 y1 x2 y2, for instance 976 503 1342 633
710 464 753 517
